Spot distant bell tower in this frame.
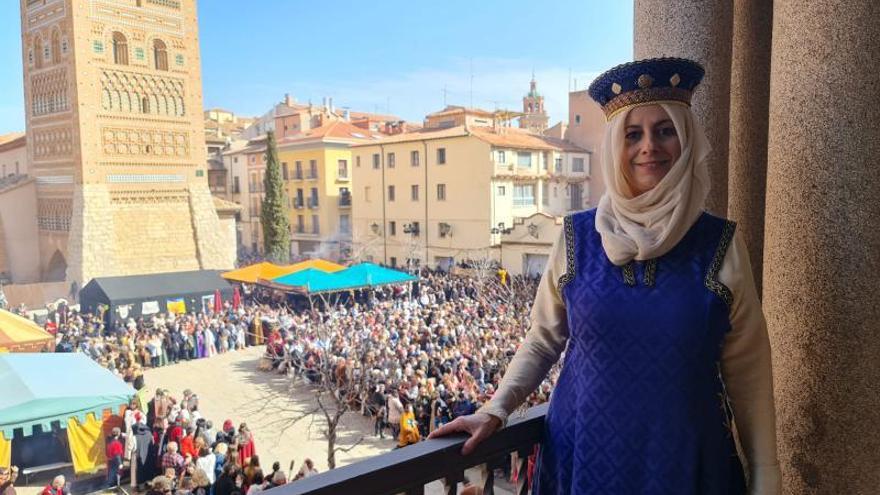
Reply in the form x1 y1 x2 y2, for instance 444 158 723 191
520 73 549 133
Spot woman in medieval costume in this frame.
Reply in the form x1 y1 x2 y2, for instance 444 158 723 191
431 58 780 494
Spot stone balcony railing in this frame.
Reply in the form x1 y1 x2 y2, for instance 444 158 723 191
267 403 547 495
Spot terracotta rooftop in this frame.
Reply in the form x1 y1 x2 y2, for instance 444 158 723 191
0 133 26 153
277 120 381 146
426 105 495 118
350 126 470 146
351 124 588 153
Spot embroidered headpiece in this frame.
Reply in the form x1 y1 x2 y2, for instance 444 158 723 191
588 57 704 120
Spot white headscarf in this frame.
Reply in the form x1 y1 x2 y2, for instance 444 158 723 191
594 103 711 266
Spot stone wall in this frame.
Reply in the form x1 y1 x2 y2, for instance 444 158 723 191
67 184 115 285
189 184 235 270
110 190 200 275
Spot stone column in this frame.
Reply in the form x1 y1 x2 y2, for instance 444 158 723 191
634 0 733 215
764 1 880 492
727 0 773 296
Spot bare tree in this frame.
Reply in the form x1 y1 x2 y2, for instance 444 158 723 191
467 248 498 298
348 227 384 264
402 231 423 274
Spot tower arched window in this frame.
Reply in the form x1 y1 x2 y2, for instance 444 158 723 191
51 30 61 64
153 39 168 71
112 32 129 65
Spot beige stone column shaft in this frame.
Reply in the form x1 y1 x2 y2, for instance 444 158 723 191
634 0 733 215
727 0 773 296
764 1 880 492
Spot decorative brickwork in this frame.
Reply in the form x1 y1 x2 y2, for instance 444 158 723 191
32 127 74 159
30 66 69 116
37 198 72 231
100 68 186 117
101 126 189 158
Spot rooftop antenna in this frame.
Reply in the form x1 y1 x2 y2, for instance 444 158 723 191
442 85 448 107
568 68 572 92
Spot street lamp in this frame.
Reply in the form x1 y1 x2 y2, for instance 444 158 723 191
490 222 513 268
370 222 380 235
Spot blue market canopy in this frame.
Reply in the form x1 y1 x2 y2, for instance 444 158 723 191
0 353 136 437
266 263 417 294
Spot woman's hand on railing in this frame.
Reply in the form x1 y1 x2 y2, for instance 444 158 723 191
427 412 503 456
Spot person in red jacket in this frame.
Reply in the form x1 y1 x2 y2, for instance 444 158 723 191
40 476 65 495
179 426 197 459
106 428 125 488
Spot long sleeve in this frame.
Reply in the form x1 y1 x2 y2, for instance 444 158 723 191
477 228 570 423
718 230 781 494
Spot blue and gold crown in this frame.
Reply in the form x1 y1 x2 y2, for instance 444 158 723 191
588 57 704 120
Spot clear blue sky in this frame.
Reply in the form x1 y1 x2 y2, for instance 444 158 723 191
0 1 633 134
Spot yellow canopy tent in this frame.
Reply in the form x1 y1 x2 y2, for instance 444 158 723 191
222 260 344 284
0 309 54 353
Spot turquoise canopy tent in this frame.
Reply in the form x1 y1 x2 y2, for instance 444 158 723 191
0 353 136 438
267 263 417 294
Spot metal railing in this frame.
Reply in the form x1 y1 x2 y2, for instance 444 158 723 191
267 403 546 495
339 195 352 207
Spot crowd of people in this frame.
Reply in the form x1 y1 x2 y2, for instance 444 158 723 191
112 388 319 495
260 269 555 446
5 266 554 492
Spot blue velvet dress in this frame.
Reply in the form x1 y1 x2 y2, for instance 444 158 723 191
533 209 745 495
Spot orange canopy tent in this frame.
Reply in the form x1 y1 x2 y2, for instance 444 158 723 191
221 259 345 284
0 309 55 353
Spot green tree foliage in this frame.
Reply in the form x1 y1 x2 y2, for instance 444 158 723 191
260 131 291 263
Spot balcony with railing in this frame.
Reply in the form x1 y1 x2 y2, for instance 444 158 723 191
338 194 352 208
270 403 546 495
308 198 319 209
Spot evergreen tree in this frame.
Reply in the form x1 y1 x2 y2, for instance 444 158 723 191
260 131 291 263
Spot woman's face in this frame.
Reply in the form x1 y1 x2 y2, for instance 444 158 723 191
621 105 681 195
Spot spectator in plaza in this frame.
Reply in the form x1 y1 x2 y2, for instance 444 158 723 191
398 404 420 448
190 468 211 495
368 383 387 439
271 470 288 486
214 464 238 495
245 472 265 495
243 455 262 491
386 390 404 441
147 475 172 495
106 427 125 487
180 426 197 459
161 441 185 477
293 459 317 480
0 466 18 495
265 462 281 487
236 424 256 468
217 420 236 446
40 476 65 495
213 443 228 481
195 447 216 488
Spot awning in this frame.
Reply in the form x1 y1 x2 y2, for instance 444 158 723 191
267 263 417 294
0 309 54 353
221 260 344 284
0 353 135 437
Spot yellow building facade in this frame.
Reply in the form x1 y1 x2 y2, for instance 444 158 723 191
350 122 589 274
278 121 372 260
17 0 232 286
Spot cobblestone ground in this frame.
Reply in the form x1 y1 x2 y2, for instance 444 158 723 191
15 347 514 494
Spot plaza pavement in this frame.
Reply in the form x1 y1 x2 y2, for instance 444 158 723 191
141 347 513 495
